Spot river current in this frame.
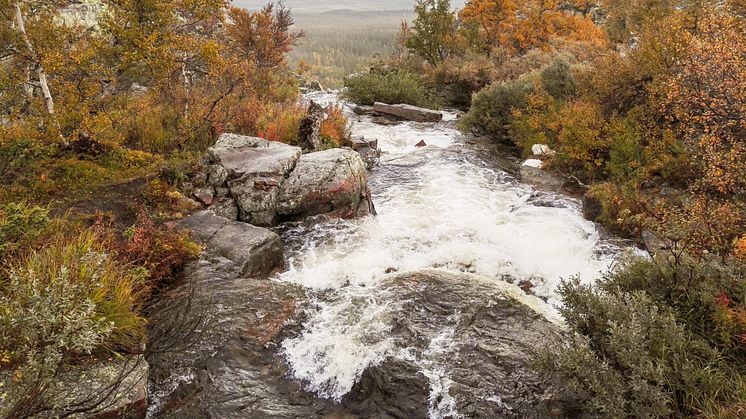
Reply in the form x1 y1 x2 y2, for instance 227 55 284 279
273 92 630 417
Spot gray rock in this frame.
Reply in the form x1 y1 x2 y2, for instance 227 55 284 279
342 359 430 419
370 270 579 418
230 176 283 226
350 136 378 151
373 102 443 123
277 148 375 220
193 187 214 206
352 105 375 116
298 101 325 151
211 196 239 221
206 164 228 187
179 210 284 277
207 134 301 226
209 222 285 277
581 191 603 222
520 160 564 189
208 134 301 180
178 209 229 242
350 136 381 169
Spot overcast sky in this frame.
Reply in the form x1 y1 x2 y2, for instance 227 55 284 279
233 0 466 13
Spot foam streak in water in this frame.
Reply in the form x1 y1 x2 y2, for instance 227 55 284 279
278 93 627 417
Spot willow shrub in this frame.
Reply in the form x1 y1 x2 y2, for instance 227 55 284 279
1 232 147 359
458 76 534 141
536 257 746 418
342 70 438 108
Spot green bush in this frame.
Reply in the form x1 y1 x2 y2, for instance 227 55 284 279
536 258 746 418
458 76 534 141
342 70 438 108
540 58 577 101
429 55 499 109
0 202 51 261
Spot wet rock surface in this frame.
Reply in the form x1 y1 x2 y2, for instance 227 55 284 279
1 355 148 418
146 256 323 419
375 270 579 418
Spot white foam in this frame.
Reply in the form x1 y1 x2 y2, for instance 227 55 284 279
277 93 627 417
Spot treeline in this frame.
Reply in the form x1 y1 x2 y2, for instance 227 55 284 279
344 0 745 416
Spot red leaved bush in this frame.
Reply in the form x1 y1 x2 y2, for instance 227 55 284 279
120 211 202 287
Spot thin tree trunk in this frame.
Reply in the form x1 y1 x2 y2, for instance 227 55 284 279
14 2 54 114
23 64 34 102
181 60 190 118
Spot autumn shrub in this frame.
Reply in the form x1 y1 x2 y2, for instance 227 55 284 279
0 231 147 361
536 257 746 418
252 102 307 145
0 230 150 417
319 104 350 148
117 211 201 288
343 70 438 108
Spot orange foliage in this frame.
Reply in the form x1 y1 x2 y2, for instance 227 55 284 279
460 0 607 56
663 14 746 198
319 105 349 147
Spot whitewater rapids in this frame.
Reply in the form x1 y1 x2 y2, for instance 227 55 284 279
273 92 630 418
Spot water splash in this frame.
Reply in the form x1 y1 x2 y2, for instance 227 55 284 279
278 93 628 417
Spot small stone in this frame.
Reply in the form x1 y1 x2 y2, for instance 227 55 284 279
415 140 427 147
193 188 215 206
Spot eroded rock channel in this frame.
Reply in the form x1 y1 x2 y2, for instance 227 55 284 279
146 93 630 418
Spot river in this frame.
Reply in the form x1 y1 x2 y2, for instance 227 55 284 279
272 92 630 417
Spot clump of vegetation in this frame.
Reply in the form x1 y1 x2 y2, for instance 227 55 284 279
458 76 533 141
343 70 438 108
536 257 746 417
0 231 149 417
115 211 202 287
319 104 350 148
0 202 52 261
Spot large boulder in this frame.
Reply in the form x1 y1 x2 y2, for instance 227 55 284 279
207 133 302 226
371 270 575 418
277 148 376 221
203 133 374 226
373 102 443 123
179 210 284 277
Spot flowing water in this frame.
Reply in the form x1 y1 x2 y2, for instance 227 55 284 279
274 92 631 417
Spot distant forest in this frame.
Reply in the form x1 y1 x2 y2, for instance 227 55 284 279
237 1 468 88
291 10 409 88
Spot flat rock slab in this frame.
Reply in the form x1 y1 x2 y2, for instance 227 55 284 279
373 102 443 123
179 210 284 277
208 133 301 180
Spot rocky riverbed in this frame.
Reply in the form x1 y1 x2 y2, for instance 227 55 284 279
145 93 635 418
